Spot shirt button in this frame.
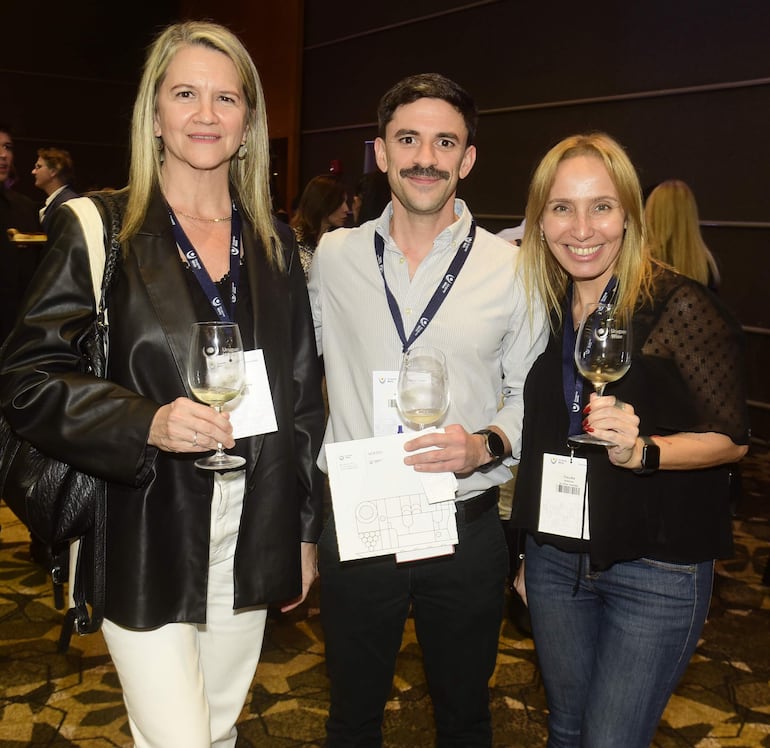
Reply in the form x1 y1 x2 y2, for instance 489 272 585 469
405 308 412 315
399 257 405 264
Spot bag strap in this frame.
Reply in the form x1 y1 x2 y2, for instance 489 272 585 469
61 194 123 334
63 196 109 320
88 191 123 321
57 192 122 651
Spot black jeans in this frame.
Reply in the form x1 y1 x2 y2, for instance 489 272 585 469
319 492 508 747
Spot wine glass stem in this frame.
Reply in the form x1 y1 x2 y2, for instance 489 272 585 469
594 384 606 397
213 405 224 453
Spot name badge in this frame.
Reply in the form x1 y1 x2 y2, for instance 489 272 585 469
538 452 590 539
227 349 278 438
372 370 401 436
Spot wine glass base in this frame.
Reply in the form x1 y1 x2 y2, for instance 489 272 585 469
567 434 616 448
194 454 246 471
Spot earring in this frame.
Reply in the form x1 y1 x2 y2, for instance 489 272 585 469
155 136 165 164
237 143 247 160
540 229 545 241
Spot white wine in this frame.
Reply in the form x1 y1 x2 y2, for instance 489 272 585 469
190 386 241 408
402 408 444 426
581 363 631 386
396 346 450 430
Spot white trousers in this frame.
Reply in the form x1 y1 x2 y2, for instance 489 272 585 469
102 471 267 748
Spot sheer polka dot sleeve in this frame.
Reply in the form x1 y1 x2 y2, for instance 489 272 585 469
644 278 750 444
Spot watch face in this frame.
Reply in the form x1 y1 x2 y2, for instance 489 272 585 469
486 430 505 459
644 442 661 472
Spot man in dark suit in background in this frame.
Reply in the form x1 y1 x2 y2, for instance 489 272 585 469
0 123 42 344
32 147 79 233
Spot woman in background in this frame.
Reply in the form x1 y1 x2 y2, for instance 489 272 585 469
290 174 348 278
644 178 720 291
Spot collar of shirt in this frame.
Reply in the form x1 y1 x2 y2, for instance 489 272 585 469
374 198 472 259
44 185 67 209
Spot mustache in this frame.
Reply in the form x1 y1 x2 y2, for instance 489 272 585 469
399 166 450 181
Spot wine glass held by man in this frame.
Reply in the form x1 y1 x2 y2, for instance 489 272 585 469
0 21 325 748
510 132 750 747
396 345 450 430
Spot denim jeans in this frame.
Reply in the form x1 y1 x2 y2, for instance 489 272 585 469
525 535 714 748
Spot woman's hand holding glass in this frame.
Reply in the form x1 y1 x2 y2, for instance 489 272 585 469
187 321 246 470
582 394 641 466
147 395 236 455
569 302 632 447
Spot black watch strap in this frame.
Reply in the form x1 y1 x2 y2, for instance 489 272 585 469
633 436 660 475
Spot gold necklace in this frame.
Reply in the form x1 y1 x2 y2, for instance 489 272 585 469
172 207 232 223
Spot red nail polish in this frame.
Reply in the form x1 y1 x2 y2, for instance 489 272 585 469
583 404 591 415
585 426 595 433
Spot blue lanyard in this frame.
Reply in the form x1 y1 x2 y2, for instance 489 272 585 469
168 202 241 322
374 221 476 353
562 277 618 435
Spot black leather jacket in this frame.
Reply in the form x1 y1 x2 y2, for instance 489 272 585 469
0 190 325 628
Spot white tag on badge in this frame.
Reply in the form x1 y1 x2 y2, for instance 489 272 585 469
372 370 402 436
538 453 590 539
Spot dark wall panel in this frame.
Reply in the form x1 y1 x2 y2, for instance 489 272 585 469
302 0 487 48
300 0 770 441
470 84 770 221
2 2 178 198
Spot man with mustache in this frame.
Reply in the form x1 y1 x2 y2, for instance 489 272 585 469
308 73 548 746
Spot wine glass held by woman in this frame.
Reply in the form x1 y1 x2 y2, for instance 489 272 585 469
187 321 246 470
510 132 750 748
0 21 325 748
569 301 632 446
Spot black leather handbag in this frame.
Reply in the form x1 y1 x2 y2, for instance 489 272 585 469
0 191 122 650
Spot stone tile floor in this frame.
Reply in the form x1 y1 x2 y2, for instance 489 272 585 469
1 446 768 746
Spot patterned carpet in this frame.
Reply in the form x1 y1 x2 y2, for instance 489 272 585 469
1 447 769 747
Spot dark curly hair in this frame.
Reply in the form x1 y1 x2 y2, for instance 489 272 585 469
290 175 347 246
377 73 478 146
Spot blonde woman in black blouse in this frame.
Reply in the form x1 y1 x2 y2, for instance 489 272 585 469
511 132 750 748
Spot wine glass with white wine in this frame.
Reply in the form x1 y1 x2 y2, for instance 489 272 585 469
396 346 450 431
569 302 632 447
187 321 246 470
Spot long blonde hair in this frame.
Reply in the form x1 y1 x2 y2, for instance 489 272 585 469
645 179 719 288
520 132 654 328
120 21 282 267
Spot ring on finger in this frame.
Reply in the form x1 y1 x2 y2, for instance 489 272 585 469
192 431 198 447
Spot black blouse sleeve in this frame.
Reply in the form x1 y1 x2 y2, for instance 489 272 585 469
641 275 750 444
